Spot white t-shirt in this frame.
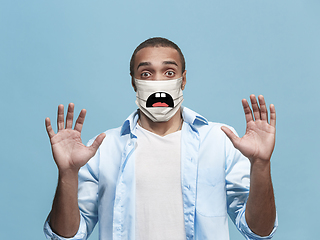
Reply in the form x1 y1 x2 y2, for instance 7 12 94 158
135 124 186 240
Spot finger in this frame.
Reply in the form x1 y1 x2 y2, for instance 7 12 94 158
258 95 268 122
57 104 64 131
250 94 261 121
74 109 87 133
242 99 254 123
269 104 276 127
65 103 75 129
89 133 106 153
221 126 240 148
45 117 55 139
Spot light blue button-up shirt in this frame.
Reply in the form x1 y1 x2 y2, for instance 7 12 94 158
44 107 277 240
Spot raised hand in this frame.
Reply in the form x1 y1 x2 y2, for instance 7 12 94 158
45 103 106 173
221 95 276 163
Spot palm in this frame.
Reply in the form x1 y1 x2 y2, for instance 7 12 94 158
221 95 276 163
45 103 105 172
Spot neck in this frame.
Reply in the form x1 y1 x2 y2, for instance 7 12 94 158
139 109 183 136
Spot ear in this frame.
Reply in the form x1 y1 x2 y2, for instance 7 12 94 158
181 70 187 90
131 77 137 92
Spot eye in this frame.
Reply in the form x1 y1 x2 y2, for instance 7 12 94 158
165 71 175 77
141 72 151 78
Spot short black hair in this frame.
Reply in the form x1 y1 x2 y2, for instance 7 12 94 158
130 37 186 76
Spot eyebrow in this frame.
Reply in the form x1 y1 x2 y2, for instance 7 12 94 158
137 62 151 70
136 61 178 70
163 61 178 67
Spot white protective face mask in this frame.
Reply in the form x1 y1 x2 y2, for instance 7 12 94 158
134 77 184 122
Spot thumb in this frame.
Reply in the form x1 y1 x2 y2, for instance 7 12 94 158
221 126 240 147
89 133 106 153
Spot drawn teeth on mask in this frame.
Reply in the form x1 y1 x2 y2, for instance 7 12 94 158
155 92 166 98
146 92 174 107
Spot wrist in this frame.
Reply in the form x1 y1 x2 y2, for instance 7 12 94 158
250 156 271 166
58 168 79 183
250 158 271 174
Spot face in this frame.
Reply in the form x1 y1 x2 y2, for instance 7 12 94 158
132 47 186 91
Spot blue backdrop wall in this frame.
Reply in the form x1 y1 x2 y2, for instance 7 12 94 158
1 1 319 239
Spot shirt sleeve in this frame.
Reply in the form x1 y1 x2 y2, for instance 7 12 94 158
235 204 278 240
225 126 278 239
43 215 88 240
43 139 100 240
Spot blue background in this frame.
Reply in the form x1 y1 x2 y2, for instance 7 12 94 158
1 0 319 239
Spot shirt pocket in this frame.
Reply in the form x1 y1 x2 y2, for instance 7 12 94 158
196 167 227 217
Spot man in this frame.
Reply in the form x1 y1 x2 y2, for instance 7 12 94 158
44 37 277 240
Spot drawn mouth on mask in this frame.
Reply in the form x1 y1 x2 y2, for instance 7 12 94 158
146 92 174 107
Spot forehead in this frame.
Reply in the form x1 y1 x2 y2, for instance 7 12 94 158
134 47 181 68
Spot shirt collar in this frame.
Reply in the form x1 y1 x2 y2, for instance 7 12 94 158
120 106 208 137
120 110 139 137
181 106 208 126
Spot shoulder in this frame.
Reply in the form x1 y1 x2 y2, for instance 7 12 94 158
87 110 139 146
182 106 239 139
87 126 131 151
201 121 237 135
196 121 237 144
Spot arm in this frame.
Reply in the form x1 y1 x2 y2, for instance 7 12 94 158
221 95 276 236
50 169 80 237
45 103 105 238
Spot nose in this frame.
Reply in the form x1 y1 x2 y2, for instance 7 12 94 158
152 72 163 81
